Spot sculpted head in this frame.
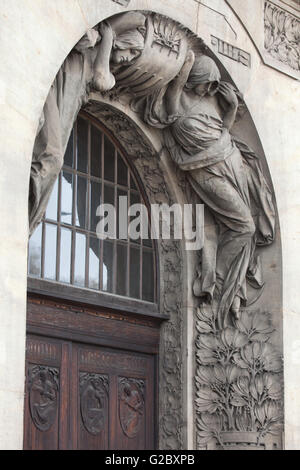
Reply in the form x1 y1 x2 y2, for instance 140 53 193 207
111 29 145 65
185 55 221 97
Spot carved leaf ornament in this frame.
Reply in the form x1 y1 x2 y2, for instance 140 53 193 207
264 1 300 71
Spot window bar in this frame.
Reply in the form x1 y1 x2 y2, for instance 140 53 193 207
41 220 46 279
140 237 143 300
56 226 61 283
85 122 91 288
72 123 77 228
71 229 76 285
52 172 60 281
74 119 78 172
112 147 117 295
99 131 104 291
126 172 130 297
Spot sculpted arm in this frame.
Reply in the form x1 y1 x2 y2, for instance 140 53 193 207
218 82 239 131
93 12 146 93
93 22 116 92
166 50 195 116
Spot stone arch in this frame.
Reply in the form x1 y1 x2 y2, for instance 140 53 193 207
28 6 283 450
0 0 287 450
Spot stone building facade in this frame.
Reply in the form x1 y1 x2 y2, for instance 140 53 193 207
0 0 299 450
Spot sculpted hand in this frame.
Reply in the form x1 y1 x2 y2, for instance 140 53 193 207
218 82 238 109
98 21 114 39
93 71 116 92
179 50 195 82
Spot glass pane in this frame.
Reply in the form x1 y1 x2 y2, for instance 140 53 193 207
59 228 72 283
104 135 115 182
130 191 140 206
116 243 127 296
89 237 100 290
130 192 141 244
64 129 74 168
44 224 57 280
104 184 115 206
90 181 102 233
91 125 102 178
130 174 138 191
117 153 128 186
77 118 88 173
103 241 114 293
61 171 73 225
142 249 154 302
28 223 42 277
75 176 87 229
143 227 153 247
74 233 86 287
117 189 128 240
130 245 140 299
45 178 58 221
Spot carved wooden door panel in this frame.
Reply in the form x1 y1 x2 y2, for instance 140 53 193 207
23 336 70 450
74 344 155 450
24 335 156 450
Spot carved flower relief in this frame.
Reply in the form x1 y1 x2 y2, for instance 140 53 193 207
80 373 108 435
119 378 145 439
195 308 283 448
264 2 300 70
28 365 59 432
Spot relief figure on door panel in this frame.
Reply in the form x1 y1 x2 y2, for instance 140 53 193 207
80 373 108 435
29 366 59 432
119 378 145 438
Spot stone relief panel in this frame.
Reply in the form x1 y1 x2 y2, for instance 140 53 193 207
195 308 283 449
29 9 283 450
264 1 300 71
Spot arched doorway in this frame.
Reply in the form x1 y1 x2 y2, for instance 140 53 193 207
24 113 161 450
24 7 284 451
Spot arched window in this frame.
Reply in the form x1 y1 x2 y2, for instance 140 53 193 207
28 113 156 303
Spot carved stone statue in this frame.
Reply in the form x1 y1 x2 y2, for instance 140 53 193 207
138 51 275 327
29 11 146 235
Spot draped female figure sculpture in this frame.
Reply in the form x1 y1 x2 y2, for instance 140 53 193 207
140 51 275 327
29 11 147 235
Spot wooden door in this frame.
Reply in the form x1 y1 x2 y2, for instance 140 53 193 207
24 296 159 450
